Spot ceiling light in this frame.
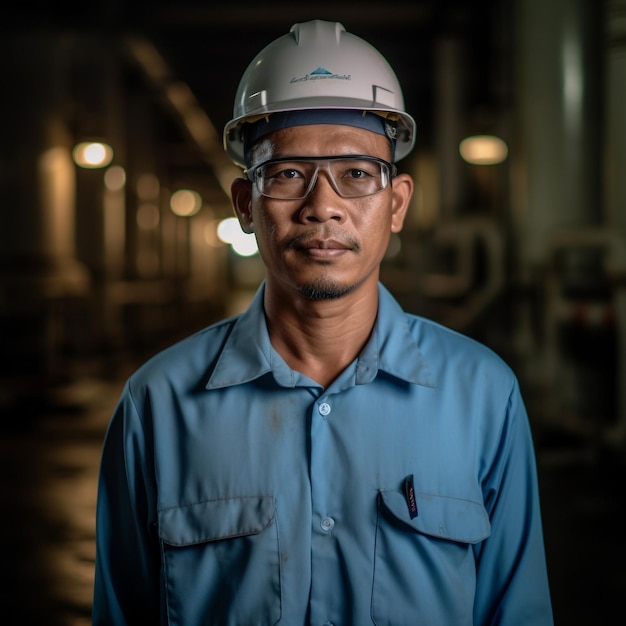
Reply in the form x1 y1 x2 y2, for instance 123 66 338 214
459 135 508 165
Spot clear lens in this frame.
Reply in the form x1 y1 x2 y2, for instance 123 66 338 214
248 155 396 200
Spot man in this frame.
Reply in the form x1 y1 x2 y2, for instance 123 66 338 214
93 20 553 625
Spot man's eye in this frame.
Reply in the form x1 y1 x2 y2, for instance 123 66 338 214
280 168 300 179
349 169 367 179
343 167 374 180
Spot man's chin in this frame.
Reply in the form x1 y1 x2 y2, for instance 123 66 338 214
297 279 355 301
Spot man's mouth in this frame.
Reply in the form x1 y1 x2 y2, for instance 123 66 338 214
288 230 360 254
299 238 351 250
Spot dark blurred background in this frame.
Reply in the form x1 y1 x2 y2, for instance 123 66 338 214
1 1 625 624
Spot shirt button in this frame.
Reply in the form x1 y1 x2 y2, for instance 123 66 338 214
320 516 335 532
319 402 331 416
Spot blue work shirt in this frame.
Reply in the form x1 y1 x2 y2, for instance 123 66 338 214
93 282 553 625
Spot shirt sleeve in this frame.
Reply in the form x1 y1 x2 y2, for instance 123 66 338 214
473 378 554 625
92 381 162 625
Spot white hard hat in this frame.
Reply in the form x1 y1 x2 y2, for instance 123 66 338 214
223 20 416 168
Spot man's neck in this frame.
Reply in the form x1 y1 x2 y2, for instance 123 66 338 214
264 283 379 388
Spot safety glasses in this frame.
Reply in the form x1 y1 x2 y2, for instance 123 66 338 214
246 155 397 200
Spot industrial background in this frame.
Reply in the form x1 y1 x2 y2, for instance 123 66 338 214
1 0 625 623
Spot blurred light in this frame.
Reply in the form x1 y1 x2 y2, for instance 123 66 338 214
104 165 126 191
137 173 160 200
136 203 160 230
170 189 202 216
216 217 242 243
72 142 113 168
217 217 258 257
459 135 508 165
231 238 259 257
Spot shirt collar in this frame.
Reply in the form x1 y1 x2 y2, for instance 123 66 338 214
363 283 436 387
206 282 435 390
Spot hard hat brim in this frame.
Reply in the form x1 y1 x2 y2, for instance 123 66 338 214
224 103 416 169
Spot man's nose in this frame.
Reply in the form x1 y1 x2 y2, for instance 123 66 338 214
298 170 347 222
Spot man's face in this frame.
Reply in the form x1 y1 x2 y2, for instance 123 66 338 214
232 123 412 301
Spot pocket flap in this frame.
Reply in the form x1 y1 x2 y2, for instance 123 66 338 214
379 490 490 544
158 495 275 546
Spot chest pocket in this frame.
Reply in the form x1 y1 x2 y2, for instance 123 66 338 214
158 495 281 626
378 489 491 543
372 489 491 626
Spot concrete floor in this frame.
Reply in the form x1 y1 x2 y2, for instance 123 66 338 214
1 369 624 625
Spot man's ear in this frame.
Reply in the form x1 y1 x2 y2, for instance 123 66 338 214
231 177 254 234
390 172 413 234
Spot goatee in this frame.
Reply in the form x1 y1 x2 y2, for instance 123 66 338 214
298 278 355 301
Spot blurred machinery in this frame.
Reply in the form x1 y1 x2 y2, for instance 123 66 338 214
1 0 625 459
542 229 626 449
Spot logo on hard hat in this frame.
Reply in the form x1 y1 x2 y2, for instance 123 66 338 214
290 67 351 84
